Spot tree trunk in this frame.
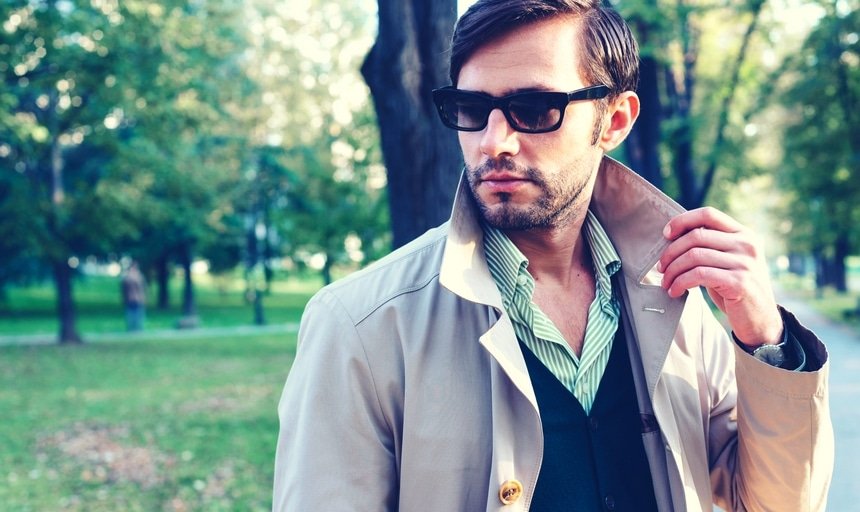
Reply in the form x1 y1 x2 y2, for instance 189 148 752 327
670 2 700 209
625 1 663 189
666 0 765 209
321 254 333 286
46 92 81 345
813 249 824 298
177 242 198 329
156 253 170 310
626 54 663 189
697 0 765 207
53 259 82 344
833 234 850 293
362 0 462 249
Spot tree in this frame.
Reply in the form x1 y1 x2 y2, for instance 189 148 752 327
774 1 859 293
244 0 390 282
0 0 256 340
0 0 134 343
283 106 388 285
619 0 773 208
362 0 462 248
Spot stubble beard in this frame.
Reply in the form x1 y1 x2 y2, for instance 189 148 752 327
466 157 594 231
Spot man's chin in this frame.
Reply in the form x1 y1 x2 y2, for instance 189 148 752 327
479 205 546 231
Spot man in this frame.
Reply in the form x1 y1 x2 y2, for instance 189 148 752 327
273 1 833 510
121 261 146 332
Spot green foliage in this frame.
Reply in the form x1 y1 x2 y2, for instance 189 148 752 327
0 0 393 337
0 0 129 270
619 0 785 207
0 332 296 511
774 2 860 255
242 0 389 283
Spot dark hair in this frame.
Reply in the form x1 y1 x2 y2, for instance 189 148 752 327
449 0 639 97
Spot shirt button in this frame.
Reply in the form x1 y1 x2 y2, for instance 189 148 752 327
499 479 523 505
604 494 616 510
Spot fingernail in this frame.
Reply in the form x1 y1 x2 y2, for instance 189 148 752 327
656 260 663 272
662 224 671 238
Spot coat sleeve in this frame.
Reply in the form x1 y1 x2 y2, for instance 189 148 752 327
707 306 834 511
273 289 399 511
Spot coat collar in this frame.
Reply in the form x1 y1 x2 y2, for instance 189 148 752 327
439 156 684 292
439 156 688 400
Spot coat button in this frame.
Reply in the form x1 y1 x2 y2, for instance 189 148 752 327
499 479 523 505
604 494 616 510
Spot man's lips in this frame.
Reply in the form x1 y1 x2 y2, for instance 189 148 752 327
480 172 531 193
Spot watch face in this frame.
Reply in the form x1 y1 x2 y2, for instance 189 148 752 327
753 344 786 367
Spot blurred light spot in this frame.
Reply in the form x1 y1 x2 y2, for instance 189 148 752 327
308 253 326 270
104 108 123 129
191 260 209 275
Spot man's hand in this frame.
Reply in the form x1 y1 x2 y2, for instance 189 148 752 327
658 207 783 347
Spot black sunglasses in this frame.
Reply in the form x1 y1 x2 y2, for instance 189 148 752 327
431 84 610 134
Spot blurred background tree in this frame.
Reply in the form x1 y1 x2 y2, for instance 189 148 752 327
772 0 859 294
621 0 778 207
362 0 461 248
0 0 389 342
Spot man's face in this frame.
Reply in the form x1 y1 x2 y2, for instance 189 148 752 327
456 16 606 231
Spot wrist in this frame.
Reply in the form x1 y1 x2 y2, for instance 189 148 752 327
734 310 785 348
733 310 806 371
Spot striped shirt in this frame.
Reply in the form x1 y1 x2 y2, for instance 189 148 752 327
483 211 621 414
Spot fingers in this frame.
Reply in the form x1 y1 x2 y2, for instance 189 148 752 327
659 227 748 270
659 246 751 299
658 207 783 344
658 213 758 299
662 207 744 240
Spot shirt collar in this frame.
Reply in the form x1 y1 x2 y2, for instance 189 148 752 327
482 211 621 305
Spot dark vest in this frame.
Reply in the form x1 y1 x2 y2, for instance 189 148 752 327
521 327 658 511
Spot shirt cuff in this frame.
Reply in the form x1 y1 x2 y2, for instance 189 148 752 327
733 317 807 372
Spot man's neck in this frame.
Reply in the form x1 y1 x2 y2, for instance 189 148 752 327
504 215 592 289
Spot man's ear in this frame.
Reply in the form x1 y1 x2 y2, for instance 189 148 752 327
598 91 640 152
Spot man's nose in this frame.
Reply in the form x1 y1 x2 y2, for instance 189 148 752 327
479 109 520 159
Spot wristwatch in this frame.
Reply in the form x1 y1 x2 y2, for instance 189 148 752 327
738 332 806 371
749 342 788 367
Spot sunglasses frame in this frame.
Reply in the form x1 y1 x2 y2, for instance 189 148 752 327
431 84 611 134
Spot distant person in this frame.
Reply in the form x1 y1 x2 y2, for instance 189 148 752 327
121 261 146 332
274 1 833 510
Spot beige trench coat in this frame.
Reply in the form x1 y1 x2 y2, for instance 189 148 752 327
273 157 833 511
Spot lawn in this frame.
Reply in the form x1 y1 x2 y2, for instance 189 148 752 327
0 331 297 512
0 272 323 337
0 272 317 511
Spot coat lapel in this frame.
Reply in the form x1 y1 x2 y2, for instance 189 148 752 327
590 157 687 399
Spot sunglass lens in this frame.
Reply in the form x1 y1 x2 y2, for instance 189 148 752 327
445 95 488 130
508 96 560 132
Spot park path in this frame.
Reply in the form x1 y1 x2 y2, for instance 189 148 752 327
0 322 299 346
775 290 860 510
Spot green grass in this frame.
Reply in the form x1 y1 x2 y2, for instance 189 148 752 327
0 273 323 336
0 272 318 510
0 332 297 511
